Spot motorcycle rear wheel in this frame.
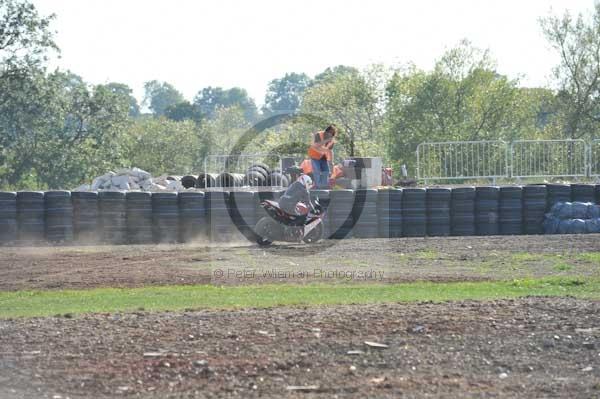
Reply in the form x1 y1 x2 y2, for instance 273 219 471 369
255 217 283 246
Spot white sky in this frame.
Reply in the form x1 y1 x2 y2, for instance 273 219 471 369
33 0 595 107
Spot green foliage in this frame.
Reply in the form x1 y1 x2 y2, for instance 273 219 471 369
142 80 184 116
121 117 203 175
385 40 545 169
105 82 140 117
302 65 387 160
540 4 600 139
193 86 258 121
263 72 311 115
0 70 130 189
0 0 57 73
164 100 202 123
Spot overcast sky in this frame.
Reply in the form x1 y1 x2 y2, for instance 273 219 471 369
33 0 594 107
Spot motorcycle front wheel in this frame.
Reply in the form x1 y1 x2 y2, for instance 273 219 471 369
303 221 325 244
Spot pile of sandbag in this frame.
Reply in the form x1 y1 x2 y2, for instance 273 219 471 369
543 201 600 234
75 168 185 191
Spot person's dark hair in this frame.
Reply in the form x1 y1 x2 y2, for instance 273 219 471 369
324 124 338 136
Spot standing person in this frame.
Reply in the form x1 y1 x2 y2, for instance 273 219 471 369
307 124 337 189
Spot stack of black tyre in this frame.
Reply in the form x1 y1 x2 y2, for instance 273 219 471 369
267 170 290 187
475 186 499 235
126 192 153 244
230 191 257 239
207 191 234 241
72 191 99 243
216 173 245 188
0 192 17 245
98 191 127 244
523 185 547 234
402 188 426 237
245 164 271 187
310 189 330 238
179 192 207 242
546 184 571 210
328 189 355 239
426 188 451 236
571 184 595 203
451 187 476 236
45 191 73 244
352 189 378 238
152 192 180 243
17 191 45 244
181 175 198 189
377 188 402 238
196 173 218 189
499 186 523 235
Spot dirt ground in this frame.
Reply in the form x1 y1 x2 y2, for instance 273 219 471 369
1 234 600 291
1 236 600 398
1 297 599 398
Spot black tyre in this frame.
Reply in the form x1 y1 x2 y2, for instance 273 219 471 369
255 216 282 244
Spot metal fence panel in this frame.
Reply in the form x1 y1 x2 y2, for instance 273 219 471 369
590 139 600 177
416 141 508 182
510 140 587 179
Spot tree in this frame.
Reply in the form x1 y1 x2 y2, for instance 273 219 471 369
142 80 184 116
384 41 543 168
541 3 600 139
262 72 311 115
0 0 57 76
164 101 202 123
312 65 359 85
302 65 387 159
0 70 130 188
121 118 203 176
105 82 140 117
193 86 258 121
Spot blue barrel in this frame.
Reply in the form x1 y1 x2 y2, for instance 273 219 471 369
451 187 475 236
17 191 45 244
523 185 547 235
310 189 330 238
377 188 402 238
475 186 499 235
72 191 98 243
329 189 355 239
45 191 73 243
546 184 571 210
98 191 127 244
152 192 180 243
499 186 523 235
126 192 153 244
352 189 378 238
179 191 207 242
426 188 451 236
230 191 257 240
0 192 17 245
207 191 233 242
571 184 595 203
402 188 426 237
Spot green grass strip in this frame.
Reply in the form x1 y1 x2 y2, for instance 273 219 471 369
0 277 599 319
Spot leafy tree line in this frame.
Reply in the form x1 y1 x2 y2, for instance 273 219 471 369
2 0 600 189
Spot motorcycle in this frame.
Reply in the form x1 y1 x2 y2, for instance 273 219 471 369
254 198 325 246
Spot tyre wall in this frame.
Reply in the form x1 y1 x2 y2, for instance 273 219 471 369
1 183 600 246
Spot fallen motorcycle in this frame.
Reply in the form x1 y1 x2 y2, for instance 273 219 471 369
254 198 325 246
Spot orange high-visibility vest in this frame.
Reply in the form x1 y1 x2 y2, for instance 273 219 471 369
300 159 313 174
308 131 334 161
